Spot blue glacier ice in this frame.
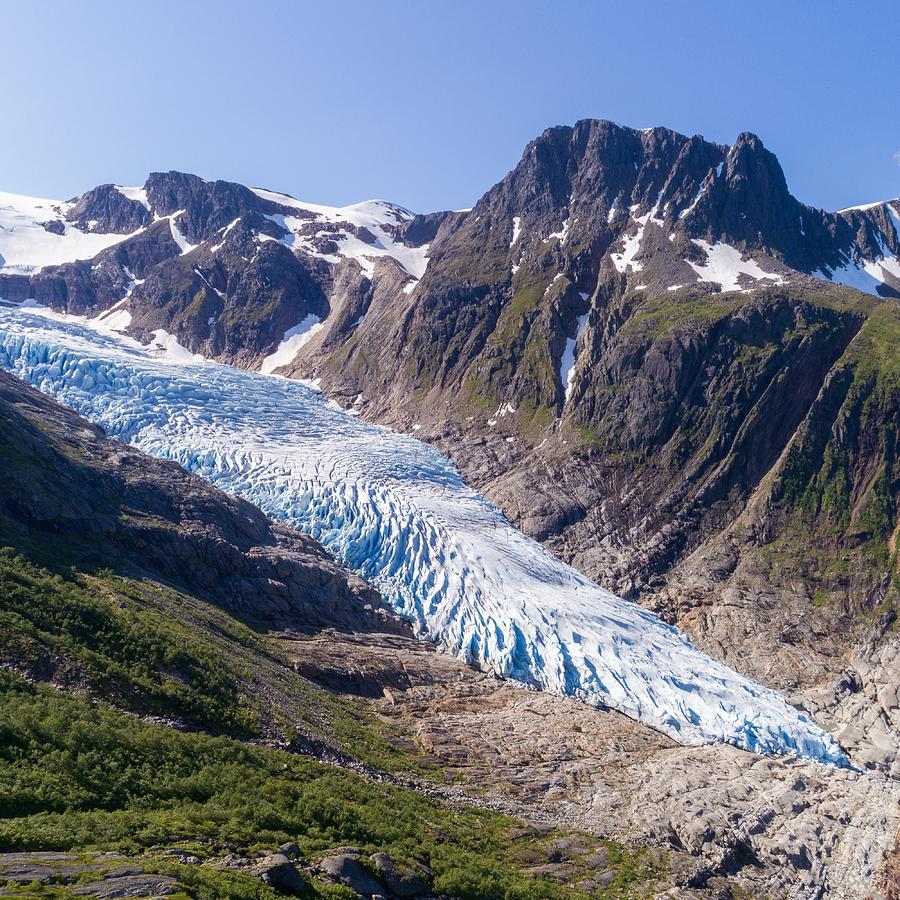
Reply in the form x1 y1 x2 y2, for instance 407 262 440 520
0 306 846 764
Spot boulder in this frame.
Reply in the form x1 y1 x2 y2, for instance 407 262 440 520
251 853 306 893
369 852 427 896
318 852 384 895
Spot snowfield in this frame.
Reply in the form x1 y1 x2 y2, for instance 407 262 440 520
0 191 139 274
0 305 846 765
252 190 429 281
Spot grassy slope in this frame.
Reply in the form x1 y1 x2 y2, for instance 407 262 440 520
770 297 900 619
0 549 667 899
0 674 671 899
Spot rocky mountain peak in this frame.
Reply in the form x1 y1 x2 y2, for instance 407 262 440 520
144 171 270 243
65 182 152 234
1 119 898 386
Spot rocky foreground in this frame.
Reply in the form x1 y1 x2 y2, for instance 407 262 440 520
286 628 900 899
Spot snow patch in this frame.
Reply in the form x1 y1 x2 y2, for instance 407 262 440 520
510 216 522 247
115 185 150 210
96 306 132 333
210 217 240 253
815 255 898 296
252 190 428 280
0 190 143 275
813 211 900 296
146 329 204 363
610 222 645 273
837 200 887 214
560 313 589 403
545 218 570 244
679 168 716 220
687 240 784 292
259 314 323 375
169 214 197 255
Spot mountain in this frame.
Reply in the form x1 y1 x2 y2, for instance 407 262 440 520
0 118 899 897
1 123 896 375
2 121 893 728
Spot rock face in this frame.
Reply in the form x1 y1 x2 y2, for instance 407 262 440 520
65 183 152 234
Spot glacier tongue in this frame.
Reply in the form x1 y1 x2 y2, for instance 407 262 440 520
0 307 845 765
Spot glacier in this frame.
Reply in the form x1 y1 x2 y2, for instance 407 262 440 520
0 305 846 765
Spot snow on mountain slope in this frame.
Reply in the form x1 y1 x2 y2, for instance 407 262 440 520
0 305 845 765
687 240 785 292
561 311 589 403
253 189 429 280
260 314 323 374
0 191 139 274
814 204 900 294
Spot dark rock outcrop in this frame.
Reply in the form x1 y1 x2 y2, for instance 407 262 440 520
65 183 151 234
317 851 385 896
250 853 306 893
0 369 405 633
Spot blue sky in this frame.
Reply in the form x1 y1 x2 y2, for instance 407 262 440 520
4 0 898 213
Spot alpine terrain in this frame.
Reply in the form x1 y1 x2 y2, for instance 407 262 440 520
0 119 898 899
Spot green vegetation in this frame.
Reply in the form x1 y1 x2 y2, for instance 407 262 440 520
0 541 437 774
777 304 898 551
489 281 547 347
436 222 510 287
0 674 666 898
768 303 898 615
618 288 744 338
0 548 260 735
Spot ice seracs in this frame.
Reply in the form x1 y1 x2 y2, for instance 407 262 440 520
0 305 846 766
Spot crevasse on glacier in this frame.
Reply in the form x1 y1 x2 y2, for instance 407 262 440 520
0 308 846 765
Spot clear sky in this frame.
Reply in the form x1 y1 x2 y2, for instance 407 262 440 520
4 0 898 213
